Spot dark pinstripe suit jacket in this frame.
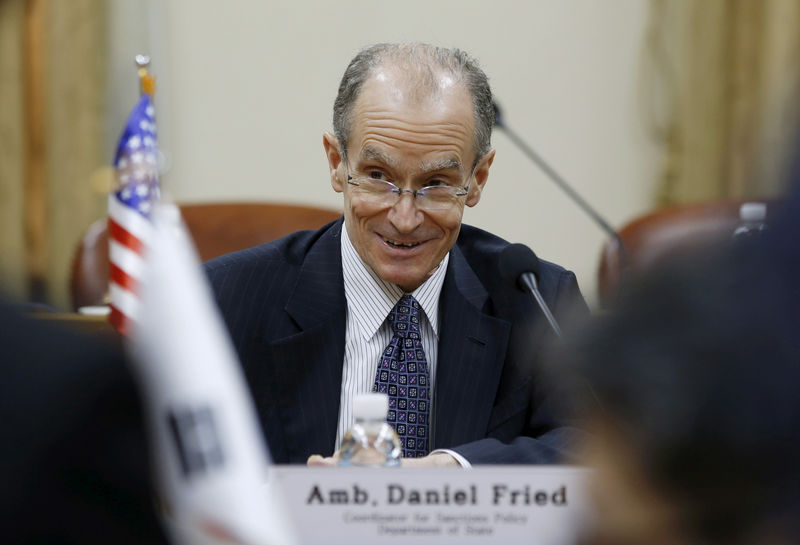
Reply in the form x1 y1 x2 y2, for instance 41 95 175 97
205 219 588 464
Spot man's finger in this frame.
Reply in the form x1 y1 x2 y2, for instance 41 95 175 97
401 453 460 467
307 454 337 467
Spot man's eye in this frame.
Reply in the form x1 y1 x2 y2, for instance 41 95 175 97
425 179 451 187
368 170 387 180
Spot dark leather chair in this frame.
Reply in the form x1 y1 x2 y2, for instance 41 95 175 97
70 202 342 310
597 200 770 308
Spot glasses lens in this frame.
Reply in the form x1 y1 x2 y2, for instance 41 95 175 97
417 186 462 210
352 178 397 206
351 177 466 211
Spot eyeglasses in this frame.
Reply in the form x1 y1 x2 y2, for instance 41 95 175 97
344 161 475 211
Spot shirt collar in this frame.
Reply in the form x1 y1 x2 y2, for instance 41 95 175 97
341 225 448 341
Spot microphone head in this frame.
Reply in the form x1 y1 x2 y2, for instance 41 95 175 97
492 100 505 128
498 243 541 291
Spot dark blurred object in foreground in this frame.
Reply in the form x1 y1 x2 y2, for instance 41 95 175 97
0 300 167 545
562 183 800 544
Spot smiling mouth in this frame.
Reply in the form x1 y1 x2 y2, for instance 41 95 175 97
382 237 422 249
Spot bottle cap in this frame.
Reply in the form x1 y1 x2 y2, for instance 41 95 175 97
353 393 389 422
740 202 767 222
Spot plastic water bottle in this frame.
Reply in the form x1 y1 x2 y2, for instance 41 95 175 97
338 393 401 467
733 202 767 240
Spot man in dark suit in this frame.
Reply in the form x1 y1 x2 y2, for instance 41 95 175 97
206 43 587 466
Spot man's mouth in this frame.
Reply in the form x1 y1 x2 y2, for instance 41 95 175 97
382 236 422 249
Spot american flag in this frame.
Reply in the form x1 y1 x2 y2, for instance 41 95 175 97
108 94 160 335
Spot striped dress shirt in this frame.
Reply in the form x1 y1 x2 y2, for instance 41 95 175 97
335 226 447 452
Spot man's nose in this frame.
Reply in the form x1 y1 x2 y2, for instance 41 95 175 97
387 193 424 233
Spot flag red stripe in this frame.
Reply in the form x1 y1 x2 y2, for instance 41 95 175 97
109 217 144 254
109 305 131 337
110 263 138 292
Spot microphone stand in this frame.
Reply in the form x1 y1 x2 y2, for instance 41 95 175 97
493 102 630 302
519 273 562 337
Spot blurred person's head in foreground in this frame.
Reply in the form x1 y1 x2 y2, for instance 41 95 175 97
561 191 800 545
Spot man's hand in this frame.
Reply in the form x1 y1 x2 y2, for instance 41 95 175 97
306 452 459 467
400 452 460 467
306 453 339 467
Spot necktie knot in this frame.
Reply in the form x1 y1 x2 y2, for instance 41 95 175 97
388 294 421 339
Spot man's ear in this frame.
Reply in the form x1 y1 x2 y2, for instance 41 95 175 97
466 148 495 207
323 132 345 193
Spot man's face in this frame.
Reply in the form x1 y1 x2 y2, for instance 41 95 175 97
324 68 494 292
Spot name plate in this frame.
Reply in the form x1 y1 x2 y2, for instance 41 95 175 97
271 466 591 545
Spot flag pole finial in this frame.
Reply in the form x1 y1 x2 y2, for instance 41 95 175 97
136 54 156 96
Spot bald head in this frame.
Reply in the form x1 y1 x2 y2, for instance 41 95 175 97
332 43 494 165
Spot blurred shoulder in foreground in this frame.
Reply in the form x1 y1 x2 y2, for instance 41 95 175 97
0 300 167 545
561 182 800 545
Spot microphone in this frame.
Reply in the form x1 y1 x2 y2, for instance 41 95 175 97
492 100 629 303
499 243 562 337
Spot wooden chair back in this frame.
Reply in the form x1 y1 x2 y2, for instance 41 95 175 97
69 202 341 310
598 200 768 307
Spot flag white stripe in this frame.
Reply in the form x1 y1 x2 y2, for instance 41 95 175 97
109 282 140 321
110 240 146 279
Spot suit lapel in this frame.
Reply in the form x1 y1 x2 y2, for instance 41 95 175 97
270 221 347 460
433 245 511 449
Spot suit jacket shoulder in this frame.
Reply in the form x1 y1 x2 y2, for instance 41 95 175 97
204 220 344 348
204 220 337 278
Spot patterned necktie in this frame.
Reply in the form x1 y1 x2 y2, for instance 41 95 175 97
373 294 431 457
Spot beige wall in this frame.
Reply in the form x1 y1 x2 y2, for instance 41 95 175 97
110 0 661 307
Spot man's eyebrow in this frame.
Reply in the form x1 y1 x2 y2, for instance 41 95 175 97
359 146 397 167
418 157 462 173
358 147 462 173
